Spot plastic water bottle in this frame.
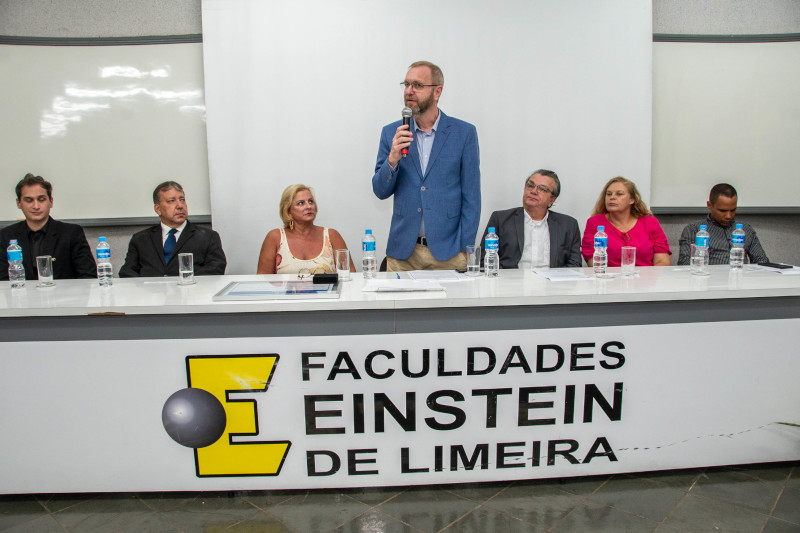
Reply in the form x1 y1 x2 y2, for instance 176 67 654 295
7 239 25 289
485 227 499 278
362 229 376 279
96 236 113 287
691 225 710 275
730 223 745 269
592 226 608 277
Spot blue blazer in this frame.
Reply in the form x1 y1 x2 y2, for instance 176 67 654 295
372 110 480 261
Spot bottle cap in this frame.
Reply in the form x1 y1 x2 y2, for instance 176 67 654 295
365 229 372 234
99 236 107 242
9 239 17 244
488 227 495 233
699 225 707 230
598 226 604 231
736 224 743 229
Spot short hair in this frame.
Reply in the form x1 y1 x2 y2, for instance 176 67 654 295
15 173 52 200
153 181 184 204
526 169 561 198
409 60 444 86
709 183 737 204
591 176 652 218
279 184 315 228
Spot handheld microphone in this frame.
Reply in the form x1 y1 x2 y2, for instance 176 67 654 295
401 107 413 158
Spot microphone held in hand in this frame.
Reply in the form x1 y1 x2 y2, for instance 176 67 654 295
401 107 413 158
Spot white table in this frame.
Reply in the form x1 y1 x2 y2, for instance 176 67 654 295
3 265 800 317
1 266 798 493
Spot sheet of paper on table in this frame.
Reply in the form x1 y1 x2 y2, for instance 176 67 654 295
750 264 800 275
532 268 594 281
362 279 446 292
407 270 469 281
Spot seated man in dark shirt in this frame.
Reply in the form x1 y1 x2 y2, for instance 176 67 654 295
120 181 227 277
678 183 769 265
0 173 96 280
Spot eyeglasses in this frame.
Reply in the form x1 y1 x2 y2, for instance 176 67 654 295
525 182 554 195
297 266 326 280
400 81 438 91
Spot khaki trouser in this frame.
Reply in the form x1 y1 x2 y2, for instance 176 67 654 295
386 244 467 272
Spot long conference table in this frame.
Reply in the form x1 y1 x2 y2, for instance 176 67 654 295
1 265 799 494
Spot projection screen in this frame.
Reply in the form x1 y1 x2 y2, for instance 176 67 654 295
202 0 652 274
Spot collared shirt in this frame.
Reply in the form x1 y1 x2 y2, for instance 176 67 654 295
678 216 769 265
26 218 50 260
518 210 550 270
161 221 187 246
413 112 440 175
387 111 441 174
412 111 441 239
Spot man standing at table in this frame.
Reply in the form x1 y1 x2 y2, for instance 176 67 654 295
678 183 769 265
120 181 227 277
0 173 96 280
372 61 480 271
481 170 581 270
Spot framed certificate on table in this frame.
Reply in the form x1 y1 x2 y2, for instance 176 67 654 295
213 281 340 301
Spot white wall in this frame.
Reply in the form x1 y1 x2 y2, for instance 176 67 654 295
2 0 798 268
202 0 653 273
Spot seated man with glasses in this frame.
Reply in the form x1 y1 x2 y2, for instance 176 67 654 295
480 170 581 269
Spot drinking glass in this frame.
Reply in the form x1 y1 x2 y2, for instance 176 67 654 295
466 245 481 276
335 249 351 281
36 255 55 287
178 253 195 285
621 246 636 276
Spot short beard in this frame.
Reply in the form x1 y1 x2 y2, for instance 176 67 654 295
409 94 434 117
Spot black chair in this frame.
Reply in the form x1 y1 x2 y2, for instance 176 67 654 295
379 257 387 272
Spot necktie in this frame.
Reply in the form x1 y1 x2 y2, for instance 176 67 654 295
164 228 177 264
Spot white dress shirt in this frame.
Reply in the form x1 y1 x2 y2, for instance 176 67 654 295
518 210 550 270
161 221 187 245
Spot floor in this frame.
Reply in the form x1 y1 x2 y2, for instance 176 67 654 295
0 461 798 532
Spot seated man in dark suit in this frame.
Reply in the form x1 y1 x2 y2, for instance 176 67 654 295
120 181 227 277
481 169 581 269
0 173 96 280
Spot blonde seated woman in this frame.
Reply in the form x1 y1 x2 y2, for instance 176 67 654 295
257 184 355 275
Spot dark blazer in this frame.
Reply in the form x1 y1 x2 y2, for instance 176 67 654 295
480 208 582 268
119 221 227 277
0 218 96 280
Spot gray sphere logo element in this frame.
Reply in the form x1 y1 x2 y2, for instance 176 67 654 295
162 388 227 448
